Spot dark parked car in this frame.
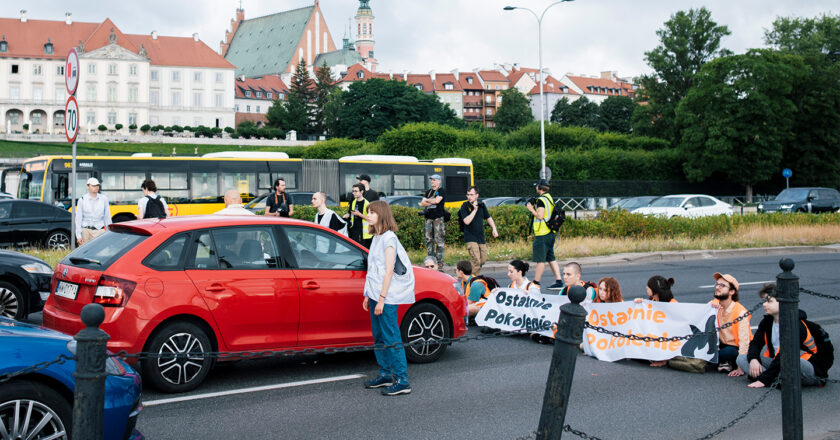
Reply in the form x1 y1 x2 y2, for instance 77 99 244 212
0 199 71 250
610 196 660 212
245 192 339 213
383 195 423 207
482 197 527 207
758 187 840 213
0 249 52 319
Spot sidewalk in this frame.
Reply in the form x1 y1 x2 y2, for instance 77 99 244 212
454 243 840 275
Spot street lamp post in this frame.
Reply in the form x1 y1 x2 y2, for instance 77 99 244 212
504 0 573 181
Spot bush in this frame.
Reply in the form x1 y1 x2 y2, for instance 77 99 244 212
97 124 107 132
171 125 184 133
152 125 165 132
128 124 137 130
230 133 240 139
301 138 376 159
377 122 504 158
22 123 29 130
140 124 151 133
115 124 123 130
224 127 235 134
183 126 193 132
504 123 671 152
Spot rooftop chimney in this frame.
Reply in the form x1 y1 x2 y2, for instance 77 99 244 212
192 33 199 42
20 10 27 23
151 30 158 40
428 70 436 82
65 12 72 25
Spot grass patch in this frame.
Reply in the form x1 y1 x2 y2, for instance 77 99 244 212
0 140 307 158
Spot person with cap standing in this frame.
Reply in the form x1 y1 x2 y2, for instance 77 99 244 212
357 174 379 202
75 177 111 245
708 272 752 376
526 179 563 290
419 174 447 270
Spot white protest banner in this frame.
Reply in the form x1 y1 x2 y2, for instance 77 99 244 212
583 301 718 362
475 288 568 336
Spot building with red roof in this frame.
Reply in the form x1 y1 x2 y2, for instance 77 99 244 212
561 71 635 104
234 75 289 127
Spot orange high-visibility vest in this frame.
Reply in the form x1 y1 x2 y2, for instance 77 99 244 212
763 320 817 360
717 301 753 348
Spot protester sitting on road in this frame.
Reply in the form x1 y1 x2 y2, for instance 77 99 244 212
422 256 438 270
596 277 623 303
455 260 490 320
635 275 677 366
558 262 597 303
737 283 834 388
214 190 255 216
508 260 541 295
707 273 752 376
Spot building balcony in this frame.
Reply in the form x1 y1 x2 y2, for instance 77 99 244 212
463 99 483 108
463 114 483 121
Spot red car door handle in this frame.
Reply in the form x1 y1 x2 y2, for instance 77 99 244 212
302 281 320 290
205 284 225 292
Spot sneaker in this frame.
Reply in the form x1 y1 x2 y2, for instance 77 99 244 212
381 382 412 396
364 375 394 389
547 281 564 290
717 362 734 373
532 280 541 285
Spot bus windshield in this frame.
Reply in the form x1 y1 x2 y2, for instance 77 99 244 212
18 160 47 200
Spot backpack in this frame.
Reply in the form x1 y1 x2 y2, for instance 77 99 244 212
561 281 598 300
804 319 834 371
469 275 500 300
143 195 167 219
543 196 566 232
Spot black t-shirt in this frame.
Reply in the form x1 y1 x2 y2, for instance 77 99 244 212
266 191 291 217
347 198 367 238
425 187 446 219
316 212 345 232
459 201 491 244
363 189 379 202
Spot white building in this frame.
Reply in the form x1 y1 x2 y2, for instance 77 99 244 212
0 11 235 135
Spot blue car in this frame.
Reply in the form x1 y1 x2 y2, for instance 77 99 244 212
0 316 142 440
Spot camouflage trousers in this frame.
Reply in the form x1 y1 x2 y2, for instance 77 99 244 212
425 217 445 268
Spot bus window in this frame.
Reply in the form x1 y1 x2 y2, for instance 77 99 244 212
191 173 219 203
394 175 425 196
222 172 257 202
18 160 47 200
342 174 391 201
446 176 469 202
152 172 189 203
101 172 145 205
273 173 296 190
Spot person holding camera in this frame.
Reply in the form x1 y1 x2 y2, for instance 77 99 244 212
345 183 372 247
526 179 564 290
459 185 498 275
265 178 293 217
420 174 447 270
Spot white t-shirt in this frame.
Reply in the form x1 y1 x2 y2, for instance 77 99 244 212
138 193 169 218
771 321 780 355
509 277 542 295
364 231 415 304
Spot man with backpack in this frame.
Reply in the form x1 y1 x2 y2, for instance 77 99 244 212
526 179 564 290
556 262 597 303
455 260 499 321
458 186 498 275
138 179 168 219
737 283 834 388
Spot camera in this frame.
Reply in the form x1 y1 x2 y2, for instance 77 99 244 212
417 207 431 217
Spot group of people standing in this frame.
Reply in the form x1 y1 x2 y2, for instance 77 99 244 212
74 177 168 245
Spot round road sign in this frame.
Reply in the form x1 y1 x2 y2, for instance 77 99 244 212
65 48 80 95
65 96 79 143
782 168 792 179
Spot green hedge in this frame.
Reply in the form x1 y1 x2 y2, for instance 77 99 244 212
300 138 378 159
377 122 504 158
289 205 840 250
504 123 671 151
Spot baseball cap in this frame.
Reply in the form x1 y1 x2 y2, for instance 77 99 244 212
86 177 101 186
356 174 371 182
713 273 739 291
533 179 550 187
429 174 441 180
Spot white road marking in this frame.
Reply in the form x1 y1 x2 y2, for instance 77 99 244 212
699 280 774 288
142 374 365 407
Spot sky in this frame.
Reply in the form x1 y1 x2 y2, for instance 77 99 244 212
2 1 836 79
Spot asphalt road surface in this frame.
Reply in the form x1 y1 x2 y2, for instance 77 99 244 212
124 252 840 439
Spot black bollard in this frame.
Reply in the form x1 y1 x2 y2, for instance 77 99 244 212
537 285 587 440
72 303 110 440
777 258 803 440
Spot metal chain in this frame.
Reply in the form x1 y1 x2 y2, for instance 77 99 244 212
0 354 75 384
799 288 840 302
513 430 540 440
693 377 781 440
584 299 767 343
563 425 605 440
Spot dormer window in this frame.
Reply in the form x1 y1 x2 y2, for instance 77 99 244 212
356 70 364 79
0 35 7 53
414 84 423 91
245 90 252 98
44 38 53 54
466 77 473 85
444 82 453 90
266 92 273 99
256 91 262 98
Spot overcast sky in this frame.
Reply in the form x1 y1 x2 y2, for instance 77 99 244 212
3 1 836 79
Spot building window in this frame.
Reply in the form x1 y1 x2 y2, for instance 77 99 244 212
108 86 117 102
129 113 137 125
444 83 453 90
107 112 116 125
87 86 96 101
33 87 43 102
172 71 180 82
256 91 262 98
266 92 273 99
88 64 96 74
215 72 223 83
129 64 137 76
32 113 42 125
11 64 19 74
9 86 19 100
356 71 364 79
172 91 181 107
194 72 202 82
414 84 423 91
0 40 7 53
44 40 53 54
193 92 201 107
256 106 261 113
215 94 223 108
245 90 252 98
86 113 95 125
33 64 42 75
57 65 64 75
150 90 159 106
8 113 18 125
55 89 65 102
235 105 239 112
129 87 138 103
246 105 251 112
151 70 159 81
466 77 473 84
108 64 117 75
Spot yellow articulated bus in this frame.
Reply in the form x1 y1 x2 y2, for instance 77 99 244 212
17 152 474 222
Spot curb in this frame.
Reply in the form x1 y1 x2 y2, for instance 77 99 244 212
457 244 840 275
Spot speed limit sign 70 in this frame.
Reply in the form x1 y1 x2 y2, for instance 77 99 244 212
65 96 79 143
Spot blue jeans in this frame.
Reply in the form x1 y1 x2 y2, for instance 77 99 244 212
718 344 739 365
369 300 409 384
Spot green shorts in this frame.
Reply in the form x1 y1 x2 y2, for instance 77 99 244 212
532 233 556 263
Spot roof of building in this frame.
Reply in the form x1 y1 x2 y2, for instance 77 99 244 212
528 75 578 95
565 75 629 96
313 47 363 70
0 16 232 68
477 70 508 83
235 75 288 99
338 63 374 83
458 72 483 90
432 73 463 91
224 6 314 77
406 74 434 92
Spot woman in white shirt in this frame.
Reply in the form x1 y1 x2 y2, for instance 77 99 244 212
507 260 541 295
362 201 415 396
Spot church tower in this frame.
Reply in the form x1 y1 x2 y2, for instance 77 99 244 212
355 0 377 72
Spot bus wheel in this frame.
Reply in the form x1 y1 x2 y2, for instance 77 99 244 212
112 214 136 223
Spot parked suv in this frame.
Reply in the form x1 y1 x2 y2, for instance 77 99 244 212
43 216 466 393
0 249 52 319
758 187 840 213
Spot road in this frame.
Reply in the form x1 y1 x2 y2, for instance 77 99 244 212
127 252 840 439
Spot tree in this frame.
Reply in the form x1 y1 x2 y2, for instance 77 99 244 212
633 7 731 140
563 96 600 129
676 50 807 200
494 88 533 132
267 59 315 135
329 78 459 141
550 97 571 125
313 61 337 135
598 96 637 134
764 14 840 55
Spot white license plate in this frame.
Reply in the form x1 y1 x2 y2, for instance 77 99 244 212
55 281 79 300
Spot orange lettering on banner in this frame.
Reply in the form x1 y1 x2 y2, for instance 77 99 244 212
653 311 666 323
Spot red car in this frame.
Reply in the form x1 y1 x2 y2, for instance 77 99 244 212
43 216 465 393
